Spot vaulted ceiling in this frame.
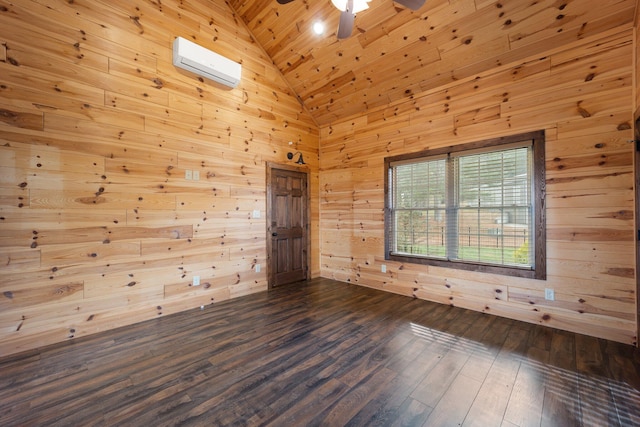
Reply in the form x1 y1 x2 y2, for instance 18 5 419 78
228 0 636 127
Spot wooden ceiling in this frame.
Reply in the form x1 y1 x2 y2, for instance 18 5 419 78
228 0 636 127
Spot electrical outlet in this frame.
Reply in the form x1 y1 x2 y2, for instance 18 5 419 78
193 170 200 180
193 275 200 286
185 170 193 180
255 264 261 273
381 264 387 273
544 288 555 301
252 210 261 219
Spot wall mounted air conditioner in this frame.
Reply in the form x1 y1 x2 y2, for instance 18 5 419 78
172 37 241 88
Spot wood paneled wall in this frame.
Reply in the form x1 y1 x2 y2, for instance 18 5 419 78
636 1 640 116
320 27 638 345
635 0 640 342
0 0 319 357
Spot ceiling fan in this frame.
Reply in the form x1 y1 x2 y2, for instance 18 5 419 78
276 0 426 39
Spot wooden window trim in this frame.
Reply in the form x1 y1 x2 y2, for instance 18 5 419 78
384 130 546 280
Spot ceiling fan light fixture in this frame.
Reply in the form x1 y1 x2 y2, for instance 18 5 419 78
331 0 370 13
312 21 325 35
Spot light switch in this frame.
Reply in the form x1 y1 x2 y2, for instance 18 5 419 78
193 170 200 180
185 170 192 180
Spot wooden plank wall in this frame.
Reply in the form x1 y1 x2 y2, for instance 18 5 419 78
636 0 640 116
0 0 319 357
635 0 640 344
320 27 638 345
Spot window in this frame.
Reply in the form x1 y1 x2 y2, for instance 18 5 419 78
384 131 545 279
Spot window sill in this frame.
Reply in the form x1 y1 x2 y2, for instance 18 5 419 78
386 252 546 280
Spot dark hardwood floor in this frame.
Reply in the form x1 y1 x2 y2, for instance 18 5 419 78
1 278 639 426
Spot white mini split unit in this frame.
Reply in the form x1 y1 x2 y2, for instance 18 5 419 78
172 37 241 88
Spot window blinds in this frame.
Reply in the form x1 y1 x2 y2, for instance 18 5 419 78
390 143 534 269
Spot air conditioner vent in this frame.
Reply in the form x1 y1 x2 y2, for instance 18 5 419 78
172 37 241 88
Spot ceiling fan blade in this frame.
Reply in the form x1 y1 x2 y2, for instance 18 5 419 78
276 0 296 4
337 11 355 39
394 0 425 10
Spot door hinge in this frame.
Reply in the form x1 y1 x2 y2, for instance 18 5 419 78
637 229 640 241
636 139 640 152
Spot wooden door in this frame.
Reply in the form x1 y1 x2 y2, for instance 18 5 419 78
267 165 309 287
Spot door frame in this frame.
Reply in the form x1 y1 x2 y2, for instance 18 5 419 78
265 161 311 289
635 114 640 347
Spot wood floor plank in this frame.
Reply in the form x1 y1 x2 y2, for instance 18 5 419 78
462 326 530 427
323 367 398 426
389 397 433 427
503 346 548 427
264 378 350 426
410 345 472 408
422 370 483 427
0 277 638 426
541 331 582 427
574 334 620 426
354 341 442 426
